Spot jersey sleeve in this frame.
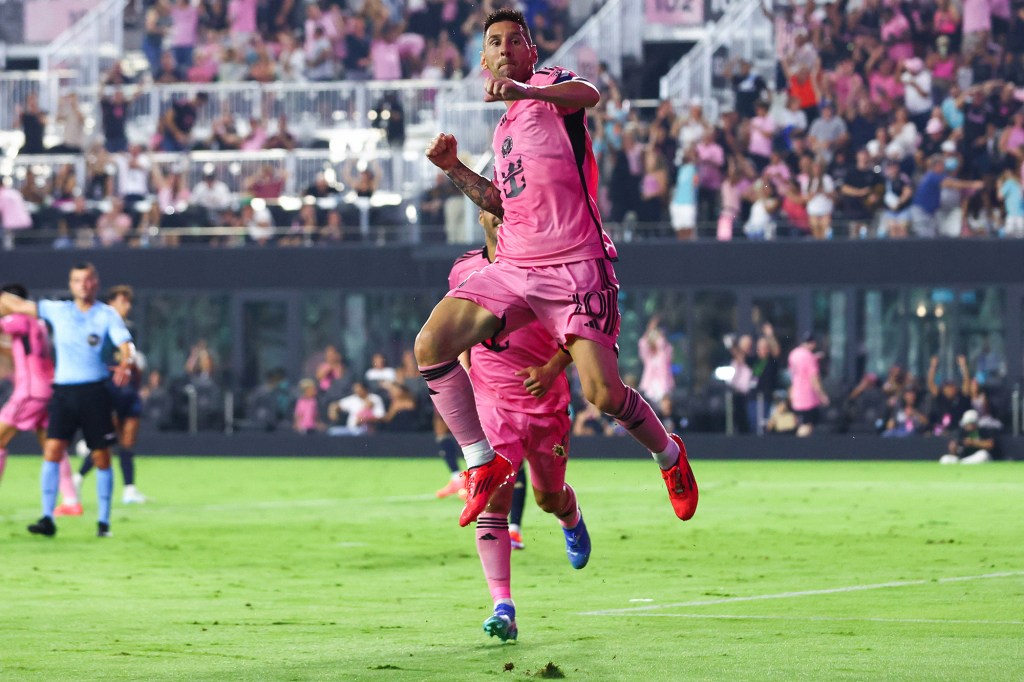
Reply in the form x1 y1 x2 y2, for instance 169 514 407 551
106 307 134 347
37 299 57 325
0 314 28 335
530 66 593 115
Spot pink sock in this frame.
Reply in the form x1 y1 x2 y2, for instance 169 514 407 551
58 455 78 503
0 447 6 482
610 386 671 453
554 484 581 529
420 361 487 448
476 513 512 602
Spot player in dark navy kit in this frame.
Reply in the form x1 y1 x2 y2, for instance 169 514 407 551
75 285 148 505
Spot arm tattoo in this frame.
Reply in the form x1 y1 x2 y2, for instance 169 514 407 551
445 163 504 218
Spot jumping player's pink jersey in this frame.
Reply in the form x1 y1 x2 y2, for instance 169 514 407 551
449 248 570 415
490 67 617 267
0 313 54 400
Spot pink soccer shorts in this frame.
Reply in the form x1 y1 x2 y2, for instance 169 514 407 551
478 403 570 493
449 258 621 351
0 394 49 431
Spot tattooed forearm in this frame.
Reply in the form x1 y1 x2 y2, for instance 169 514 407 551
445 162 504 218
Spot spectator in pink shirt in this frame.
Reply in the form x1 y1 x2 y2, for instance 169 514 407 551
788 333 829 436
880 7 914 63
961 0 991 54
747 101 776 172
228 0 257 44
169 0 200 70
370 22 404 80
293 379 322 434
638 316 674 405
868 56 904 114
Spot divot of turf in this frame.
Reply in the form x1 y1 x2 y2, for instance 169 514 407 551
533 661 565 678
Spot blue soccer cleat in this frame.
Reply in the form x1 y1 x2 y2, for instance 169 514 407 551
563 516 591 569
482 603 518 642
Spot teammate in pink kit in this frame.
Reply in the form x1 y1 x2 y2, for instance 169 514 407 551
416 9 697 547
0 284 79 510
452 210 590 641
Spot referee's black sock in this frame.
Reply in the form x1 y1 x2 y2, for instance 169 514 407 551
79 454 94 478
119 449 135 486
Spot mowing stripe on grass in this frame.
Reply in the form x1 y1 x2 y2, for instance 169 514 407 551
581 571 1024 615
610 614 1024 626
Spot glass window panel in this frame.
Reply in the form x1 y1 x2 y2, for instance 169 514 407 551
300 292 340 380
813 290 846 384
693 291 737 394
241 300 289 390
958 287 1006 384
858 289 904 378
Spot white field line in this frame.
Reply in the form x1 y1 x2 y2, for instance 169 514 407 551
604 613 1024 626
581 571 1024 616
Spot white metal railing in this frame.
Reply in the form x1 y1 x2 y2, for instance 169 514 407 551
70 79 456 150
659 0 773 113
40 0 127 90
0 72 63 131
544 0 643 82
3 147 435 199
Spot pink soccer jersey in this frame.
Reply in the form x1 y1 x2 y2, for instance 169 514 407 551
0 313 54 400
449 249 570 415
490 67 617 267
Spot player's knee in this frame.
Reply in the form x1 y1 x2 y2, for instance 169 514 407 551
413 328 441 366
534 489 560 514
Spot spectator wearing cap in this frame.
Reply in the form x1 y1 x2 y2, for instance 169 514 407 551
920 115 948 157
910 154 983 237
191 168 233 226
939 409 996 464
901 58 934 132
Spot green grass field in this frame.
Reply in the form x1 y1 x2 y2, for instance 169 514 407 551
0 456 1021 681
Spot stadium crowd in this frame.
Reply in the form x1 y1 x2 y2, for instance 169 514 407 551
2 0 1024 245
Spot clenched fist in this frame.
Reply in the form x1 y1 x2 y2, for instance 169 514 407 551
484 76 532 102
426 133 459 171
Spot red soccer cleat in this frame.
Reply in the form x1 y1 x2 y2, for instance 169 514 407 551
435 478 465 499
660 434 698 520
509 530 525 550
53 502 84 517
458 454 515 527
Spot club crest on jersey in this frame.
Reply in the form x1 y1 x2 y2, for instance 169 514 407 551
501 136 513 158
88 334 101 346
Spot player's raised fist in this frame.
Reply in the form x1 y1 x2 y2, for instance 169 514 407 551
426 133 459 171
484 76 531 102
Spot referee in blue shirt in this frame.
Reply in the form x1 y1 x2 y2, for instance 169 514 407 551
0 263 136 537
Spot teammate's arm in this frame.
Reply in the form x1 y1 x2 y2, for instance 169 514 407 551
516 350 573 398
0 292 38 318
425 133 503 217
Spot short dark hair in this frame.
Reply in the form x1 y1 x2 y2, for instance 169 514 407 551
71 262 96 275
107 284 134 303
1 283 28 298
484 8 532 45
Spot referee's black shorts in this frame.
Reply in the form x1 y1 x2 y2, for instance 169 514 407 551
47 382 117 450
